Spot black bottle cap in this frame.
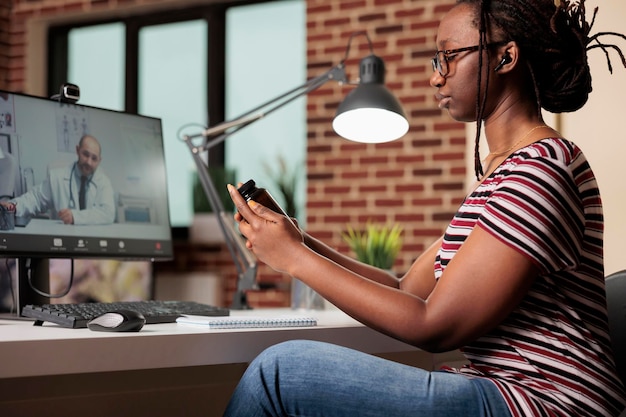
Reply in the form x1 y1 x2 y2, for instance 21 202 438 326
238 179 257 199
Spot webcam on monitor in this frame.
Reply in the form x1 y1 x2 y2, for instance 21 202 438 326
50 83 80 104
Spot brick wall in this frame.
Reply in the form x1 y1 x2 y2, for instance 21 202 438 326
0 1 11 89
1 0 464 307
305 1 463 273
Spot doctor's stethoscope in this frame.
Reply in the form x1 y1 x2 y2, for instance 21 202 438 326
67 163 95 209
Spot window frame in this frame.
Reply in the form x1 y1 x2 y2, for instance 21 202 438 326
45 1 276 236
47 5 228 166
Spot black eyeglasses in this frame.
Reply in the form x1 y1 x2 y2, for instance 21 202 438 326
431 42 507 77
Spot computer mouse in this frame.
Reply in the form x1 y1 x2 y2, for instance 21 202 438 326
87 309 146 332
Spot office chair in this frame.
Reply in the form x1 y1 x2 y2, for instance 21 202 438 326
605 270 626 417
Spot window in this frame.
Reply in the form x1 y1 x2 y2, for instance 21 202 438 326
225 1 306 221
68 23 125 111
138 20 208 226
48 0 306 230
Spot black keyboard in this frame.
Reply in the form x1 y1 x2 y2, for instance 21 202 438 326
21 300 230 329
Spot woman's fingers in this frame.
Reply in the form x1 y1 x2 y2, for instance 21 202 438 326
228 184 285 224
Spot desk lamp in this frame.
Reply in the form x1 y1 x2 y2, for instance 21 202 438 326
183 31 409 309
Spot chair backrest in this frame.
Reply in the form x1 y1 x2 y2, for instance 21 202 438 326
606 270 626 386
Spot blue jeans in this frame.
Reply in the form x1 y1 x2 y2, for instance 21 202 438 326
223 340 512 417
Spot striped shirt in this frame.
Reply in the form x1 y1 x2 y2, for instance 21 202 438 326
435 138 626 416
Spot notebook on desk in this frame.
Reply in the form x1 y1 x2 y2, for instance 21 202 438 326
176 314 317 329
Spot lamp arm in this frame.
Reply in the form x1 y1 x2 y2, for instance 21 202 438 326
186 138 257 309
183 61 346 309
187 62 346 152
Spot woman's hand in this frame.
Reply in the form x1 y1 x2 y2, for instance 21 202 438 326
228 184 305 274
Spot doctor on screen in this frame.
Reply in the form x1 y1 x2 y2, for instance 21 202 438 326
2 134 115 225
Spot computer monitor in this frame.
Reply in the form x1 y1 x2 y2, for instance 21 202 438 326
0 89 173 314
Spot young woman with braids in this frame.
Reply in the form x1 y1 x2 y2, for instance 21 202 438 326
223 1 626 416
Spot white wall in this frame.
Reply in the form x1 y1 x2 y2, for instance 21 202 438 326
561 0 626 275
466 0 626 275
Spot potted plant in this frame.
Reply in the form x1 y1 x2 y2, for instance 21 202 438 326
342 221 403 270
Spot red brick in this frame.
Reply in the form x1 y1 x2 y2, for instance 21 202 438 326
341 171 369 180
377 169 405 178
411 198 444 206
395 8 426 19
341 200 367 208
413 168 443 176
395 183 425 193
358 13 387 23
397 154 426 163
375 199 404 208
359 184 387 193
433 182 465 191
339 1 367 11
324 185 351 194
324 215 352 224
411 138 442 148
360 156 389 165
434 152 465 161
395 213 426 222
356 214 387 223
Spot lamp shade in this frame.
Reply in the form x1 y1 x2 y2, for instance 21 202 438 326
332 55 409 143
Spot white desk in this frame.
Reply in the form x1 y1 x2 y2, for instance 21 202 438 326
0 308 420 378
0 308 451 417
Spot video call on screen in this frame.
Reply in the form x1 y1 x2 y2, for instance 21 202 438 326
0 90 173 259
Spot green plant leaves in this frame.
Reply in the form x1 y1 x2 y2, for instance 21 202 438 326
341 221 403 270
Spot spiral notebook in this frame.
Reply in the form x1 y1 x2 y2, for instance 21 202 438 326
176 314 318 329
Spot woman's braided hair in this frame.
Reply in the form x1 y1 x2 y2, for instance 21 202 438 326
457 0 626 179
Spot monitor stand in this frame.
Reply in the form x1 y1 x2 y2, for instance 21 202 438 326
0 258 50 319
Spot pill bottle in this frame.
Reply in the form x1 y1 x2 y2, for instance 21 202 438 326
237 179 325 310
0 204 15 230
237 179 288 216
